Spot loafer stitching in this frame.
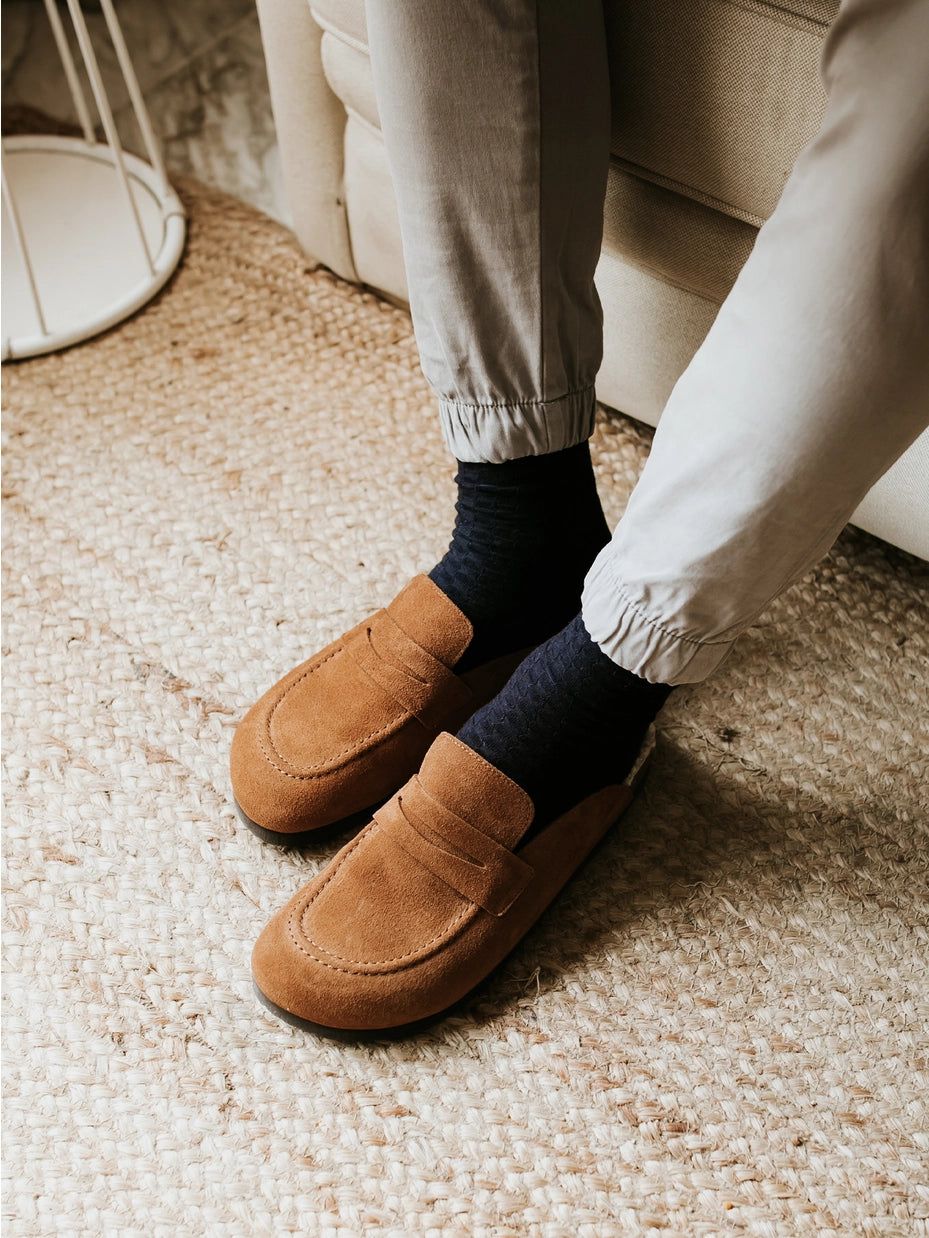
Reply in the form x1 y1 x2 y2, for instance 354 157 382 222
258 713 407 780
286 911 476 975
258 643 413 777
258 613 468 777
287 830 479 973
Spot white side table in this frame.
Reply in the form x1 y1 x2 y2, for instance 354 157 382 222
1 0 186 360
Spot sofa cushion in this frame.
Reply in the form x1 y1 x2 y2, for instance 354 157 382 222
310 0 837 226
319 27 379 131
603 167 757 304
607 0 838 225
343 113 408 300
310 0 367 51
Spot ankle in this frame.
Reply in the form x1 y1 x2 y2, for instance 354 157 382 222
457 614 671 826
430 442 611 670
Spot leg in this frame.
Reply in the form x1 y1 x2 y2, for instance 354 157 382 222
365 0 670 818
457 0 929 824
582 0 929 684
231 0 627 840
366 0 619 671
365 0 611 463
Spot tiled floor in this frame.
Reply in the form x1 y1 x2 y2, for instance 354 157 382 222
1 0 288 223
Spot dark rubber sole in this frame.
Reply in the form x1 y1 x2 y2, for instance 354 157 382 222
252 736 655 1041
233 795 386 848
253 982 453 1043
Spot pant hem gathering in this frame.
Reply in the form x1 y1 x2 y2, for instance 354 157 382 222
581 550 735 686
438 386 598 463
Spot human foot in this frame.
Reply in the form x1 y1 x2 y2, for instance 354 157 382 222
251 727 654 1038
230 576 528 845
429 442 611 671
456 612 671 830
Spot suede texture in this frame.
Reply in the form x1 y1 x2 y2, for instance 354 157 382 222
230 575 526 836
251 732 637 1033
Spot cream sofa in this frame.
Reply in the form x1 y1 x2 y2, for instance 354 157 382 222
256 0 929 561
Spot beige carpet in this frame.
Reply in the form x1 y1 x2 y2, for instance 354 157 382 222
3 180 928 1237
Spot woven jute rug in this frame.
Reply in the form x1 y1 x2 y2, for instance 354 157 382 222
3 180 928 1237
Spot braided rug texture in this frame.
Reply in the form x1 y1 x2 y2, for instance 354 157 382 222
3 181 928 1238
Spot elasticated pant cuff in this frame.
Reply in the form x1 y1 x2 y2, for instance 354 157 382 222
439 386 598 463
581 550 736 686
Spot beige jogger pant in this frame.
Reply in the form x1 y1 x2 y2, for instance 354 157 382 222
365 0 929 685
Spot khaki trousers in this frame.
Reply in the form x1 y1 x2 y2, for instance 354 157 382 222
365 0 929 684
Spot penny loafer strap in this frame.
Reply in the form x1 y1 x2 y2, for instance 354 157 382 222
373 779 534 917
346 609 473 730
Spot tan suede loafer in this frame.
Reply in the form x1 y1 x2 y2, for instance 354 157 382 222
251 727 655 1039
230 575 529 845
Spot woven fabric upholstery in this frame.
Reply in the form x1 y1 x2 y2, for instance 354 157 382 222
606 0 838 225
602 167 759 304
307 0 833 293
313 0 837 226
256 0 929 559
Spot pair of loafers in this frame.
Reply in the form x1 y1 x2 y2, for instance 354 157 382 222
232 575 653 1040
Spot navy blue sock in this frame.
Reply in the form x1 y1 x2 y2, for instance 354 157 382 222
457 614 671 829
429 442 611 671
